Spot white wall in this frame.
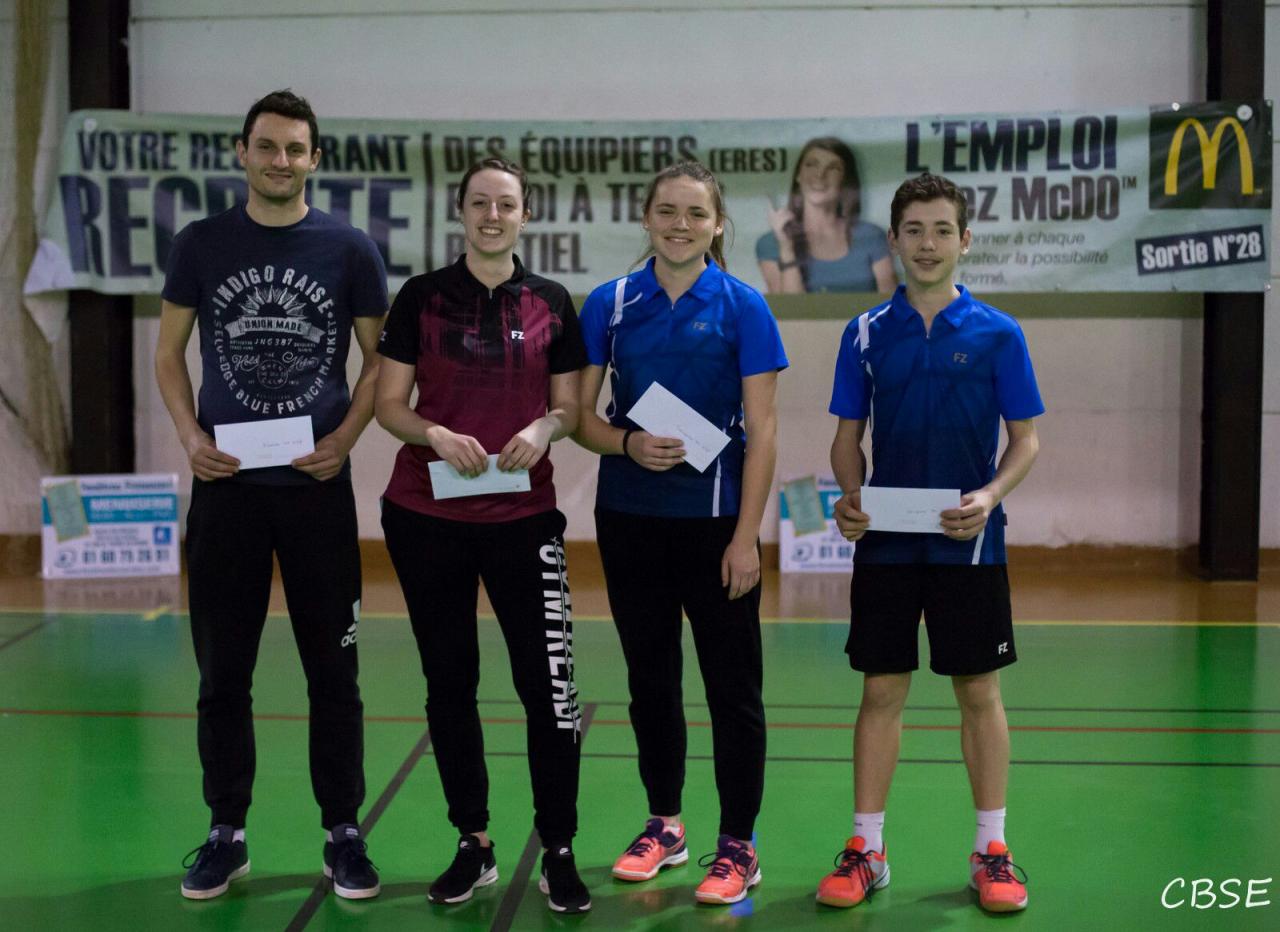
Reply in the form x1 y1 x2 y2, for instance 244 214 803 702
116 1 1274 546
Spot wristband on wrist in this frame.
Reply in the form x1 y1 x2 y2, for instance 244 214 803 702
622 429 638 462
777 260 798 271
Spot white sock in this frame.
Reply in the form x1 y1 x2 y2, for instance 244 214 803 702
975 807 1006 853
233 828 246 843
853 811 885 853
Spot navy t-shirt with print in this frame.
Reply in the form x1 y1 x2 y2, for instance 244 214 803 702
162 206 388 485
378 255 586 523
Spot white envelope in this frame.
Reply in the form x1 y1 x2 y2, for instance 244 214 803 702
428 454 531 500
861 486 961 534
214 415 314 469
626 382 730 473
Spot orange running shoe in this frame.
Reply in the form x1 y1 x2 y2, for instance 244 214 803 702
969 840 1028 912
612 818 688 881
815 836 889 907
694 835 761 905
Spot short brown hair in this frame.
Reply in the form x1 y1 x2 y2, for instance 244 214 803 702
890 172 968 235
241 89 318 153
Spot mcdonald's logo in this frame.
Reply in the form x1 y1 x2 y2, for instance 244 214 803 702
1164 117 1254 196
1149 103 1270 210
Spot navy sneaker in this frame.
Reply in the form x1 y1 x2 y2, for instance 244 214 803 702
428 835 498 904
181 825 249 899
539 846 591 913
323 823 381 899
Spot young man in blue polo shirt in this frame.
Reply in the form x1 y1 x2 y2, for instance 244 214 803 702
816 173 1043 913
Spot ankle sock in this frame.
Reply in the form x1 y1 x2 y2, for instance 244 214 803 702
853 811 885 852
975 807 1006 853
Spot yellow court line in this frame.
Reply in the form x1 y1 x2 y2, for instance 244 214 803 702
0 606 1277 628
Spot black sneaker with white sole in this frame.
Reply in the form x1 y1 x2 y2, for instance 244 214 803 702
428 834 498 904
539 846 591 913
181 825 249 900
323 823 381 899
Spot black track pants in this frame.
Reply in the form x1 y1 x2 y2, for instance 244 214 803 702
595 508 765 840
381 500 582 848
186 478 365 830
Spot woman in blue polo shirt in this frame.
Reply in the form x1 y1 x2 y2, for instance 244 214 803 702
575 161 788 907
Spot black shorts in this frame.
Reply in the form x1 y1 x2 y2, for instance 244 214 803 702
846 563 1016 676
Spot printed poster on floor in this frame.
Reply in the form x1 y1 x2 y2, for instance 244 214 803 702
780 476 853 573
41 474 180 579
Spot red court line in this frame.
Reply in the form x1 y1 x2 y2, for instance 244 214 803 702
2 708 1278 735
0 708 527 726
591 718 1280 735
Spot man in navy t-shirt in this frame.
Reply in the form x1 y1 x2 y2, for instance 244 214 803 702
155 89 387 902
815 174 1043 914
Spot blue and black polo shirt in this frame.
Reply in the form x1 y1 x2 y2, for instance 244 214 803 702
580 257 789 518
830 285 1044 565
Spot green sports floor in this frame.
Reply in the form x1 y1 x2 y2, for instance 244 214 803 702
1 579 1277 931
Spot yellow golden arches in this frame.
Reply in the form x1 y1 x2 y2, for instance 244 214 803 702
1164 117 1256 196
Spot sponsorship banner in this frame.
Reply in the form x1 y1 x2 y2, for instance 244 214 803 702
41 474 180 579
779 476 853 573
26 102 1270 298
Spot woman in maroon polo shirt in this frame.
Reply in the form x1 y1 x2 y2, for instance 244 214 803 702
373 157 590 914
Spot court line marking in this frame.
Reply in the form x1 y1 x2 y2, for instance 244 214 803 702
398 699 1280 715
585 717 1280 735
4 707 1277 736
489 702 596 932
491 827 544 932
0 606 1276 628
2 704 1272 768
0 620 50 653
568 701 1280 715
284 726 432 932
375 748 1280 769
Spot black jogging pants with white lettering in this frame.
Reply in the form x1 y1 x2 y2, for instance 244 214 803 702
381 499 582 849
